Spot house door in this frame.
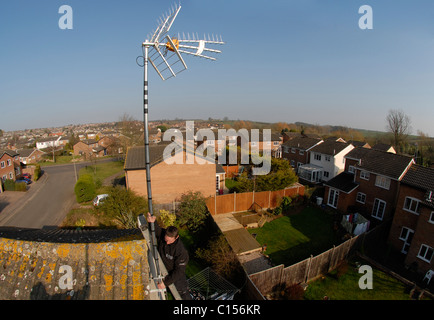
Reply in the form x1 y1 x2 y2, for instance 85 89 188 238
400 227 414 254
327 189 339 209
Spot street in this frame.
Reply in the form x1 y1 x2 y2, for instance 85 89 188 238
0 162 86 229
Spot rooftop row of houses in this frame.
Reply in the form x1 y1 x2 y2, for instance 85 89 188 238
277 135 433 276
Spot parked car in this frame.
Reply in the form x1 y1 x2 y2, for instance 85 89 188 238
93 194 109 207
22 173 31 179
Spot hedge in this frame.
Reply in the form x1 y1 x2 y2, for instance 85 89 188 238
74 174 96 203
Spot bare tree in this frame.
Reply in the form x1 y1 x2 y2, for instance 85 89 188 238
386 109 412 150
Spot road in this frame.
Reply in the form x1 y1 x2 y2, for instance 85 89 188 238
0 162 87 229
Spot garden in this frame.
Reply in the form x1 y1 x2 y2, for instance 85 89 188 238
248 205 341 266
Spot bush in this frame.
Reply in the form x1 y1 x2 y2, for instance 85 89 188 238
3 179 15 191
74 174 96 203
177 191 209 232
99 186 148 228
33 164 41 181
15 182 27 192
158 209 178 228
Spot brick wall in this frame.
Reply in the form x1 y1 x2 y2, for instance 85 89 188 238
126 158 216 204
0 153 17 181
389 184 434 274
353 170 399 222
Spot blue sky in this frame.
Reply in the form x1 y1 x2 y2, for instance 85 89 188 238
1 0 434 136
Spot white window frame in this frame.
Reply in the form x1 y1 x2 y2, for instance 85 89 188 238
360 170 370 180
291 148 296 153
348 165 356 174
0 161 5 169
403 197 421 215
327 188 339 209
356 192 366 204
429 212 434 224
8 172 13 179
299 150 304 156
7 159 11 166
417 244 433 263
399 227 414 254
372 198 386 220
314 153 321 161
375 175 391 190
325 155 331 162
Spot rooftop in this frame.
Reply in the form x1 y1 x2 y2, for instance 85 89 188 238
346 147 414 180
0 227 150 300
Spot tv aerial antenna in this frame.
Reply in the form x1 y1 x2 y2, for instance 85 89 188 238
136 3 224 298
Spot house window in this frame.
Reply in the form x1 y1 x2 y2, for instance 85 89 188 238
0 161 4 169
372 198 386 220
314 154 321 161
429 212 434 224
7 159 11 166
273 141 279 146
327 189 339 209
216 175 220 192
323 171 329 178
325 155 331 162
283 146 289 153
299 150 304 156
403 197 421 215
356 192 366 204
375 175 391 190
2 175 6 181
290 160 295 167
291 148 296 153
348 166 356 174
9 172 13 179
417 244 433 263
360 171 370 180
399 227 414 254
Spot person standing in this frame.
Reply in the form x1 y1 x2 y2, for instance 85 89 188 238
147 212 191 300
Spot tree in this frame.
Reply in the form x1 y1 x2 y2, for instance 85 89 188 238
195 234 240 280
99 186 148 228
386 109 412 151
254 158 298 192
177 191 209 232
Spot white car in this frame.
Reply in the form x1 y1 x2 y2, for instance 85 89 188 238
93 194 109 207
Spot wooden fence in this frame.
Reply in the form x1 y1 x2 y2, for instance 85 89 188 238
249 235 361 296
206 183 305 215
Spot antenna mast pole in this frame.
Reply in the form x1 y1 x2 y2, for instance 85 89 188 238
142 42 161 278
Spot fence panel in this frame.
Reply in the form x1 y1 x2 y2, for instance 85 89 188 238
235 192 254 212
249 265 284 296
215 194 235 214
282 259 309 286
253 191 270 209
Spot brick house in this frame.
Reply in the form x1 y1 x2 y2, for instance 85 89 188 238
17 149 46 165
324 147 414 226
281 136 323 171
73 139 105 158
0 150 21 188
387 165 434 275
124 142 217 204
98 136 121 155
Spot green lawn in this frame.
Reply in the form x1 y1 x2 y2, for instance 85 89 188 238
248 206 340 266
304 259 415 300
79 160 125 184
